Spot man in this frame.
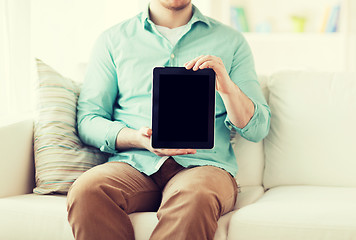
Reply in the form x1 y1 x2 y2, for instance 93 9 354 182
67 0 271 239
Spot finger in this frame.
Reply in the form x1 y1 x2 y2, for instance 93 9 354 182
184 58 199 70
157 149 183 156
184 149 197 154
193 55 213 71
184 55 204 69
174 149 196 155
200 60 227 78
155 149 196 156
198 60 215 70
139 126 151 137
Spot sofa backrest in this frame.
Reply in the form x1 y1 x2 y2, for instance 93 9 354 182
263 71 356 189
231 75 269 188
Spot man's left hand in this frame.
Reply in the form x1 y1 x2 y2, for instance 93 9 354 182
185 55 234 94
185 55 255 129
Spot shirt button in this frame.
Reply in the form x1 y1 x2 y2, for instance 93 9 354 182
170 53 175 59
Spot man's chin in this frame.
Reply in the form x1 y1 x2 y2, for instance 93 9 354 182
160 0 191 11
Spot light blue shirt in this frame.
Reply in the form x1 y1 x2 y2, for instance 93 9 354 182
77 5 271 177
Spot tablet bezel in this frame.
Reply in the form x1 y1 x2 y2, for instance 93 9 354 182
151 67 216 149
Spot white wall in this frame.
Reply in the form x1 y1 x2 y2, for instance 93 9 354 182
0 0 32 119
30 0 213 82
31 0 142 82
31 0 356 81
348 0 356 71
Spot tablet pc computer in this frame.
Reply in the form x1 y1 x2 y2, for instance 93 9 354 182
152 67 215 149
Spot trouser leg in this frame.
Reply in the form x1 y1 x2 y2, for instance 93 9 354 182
150 165 238 240
67 162 161 240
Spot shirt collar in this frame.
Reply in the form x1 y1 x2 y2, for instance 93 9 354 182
141 4 211 30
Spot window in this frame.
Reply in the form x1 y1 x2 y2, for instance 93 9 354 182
0 0 32 122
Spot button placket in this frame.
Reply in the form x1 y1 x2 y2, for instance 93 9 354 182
169 51 176 66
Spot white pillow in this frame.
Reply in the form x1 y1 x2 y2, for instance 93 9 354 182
264 71 356 189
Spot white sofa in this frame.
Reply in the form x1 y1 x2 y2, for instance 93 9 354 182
1 71 356 240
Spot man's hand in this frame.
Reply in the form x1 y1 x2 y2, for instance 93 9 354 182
185 55 255 129
137 127 197 157
184 55 235 94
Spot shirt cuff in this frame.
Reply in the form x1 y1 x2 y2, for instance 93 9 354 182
99 121 127 154
224 99 258 136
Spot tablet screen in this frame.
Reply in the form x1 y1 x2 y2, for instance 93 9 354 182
158 74 209 142
152 67 215 149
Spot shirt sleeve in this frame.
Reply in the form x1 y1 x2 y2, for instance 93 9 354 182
77 32 126 154
224 32 271 143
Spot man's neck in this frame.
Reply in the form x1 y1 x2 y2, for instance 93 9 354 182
149 1 193 29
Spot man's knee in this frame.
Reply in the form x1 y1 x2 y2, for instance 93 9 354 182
161 185 219 219
67 167 110 212
185 186 219 211
161 166 236 217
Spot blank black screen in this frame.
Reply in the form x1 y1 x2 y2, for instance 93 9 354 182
157 74 209 142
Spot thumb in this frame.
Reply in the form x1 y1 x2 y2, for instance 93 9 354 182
139 127 152 137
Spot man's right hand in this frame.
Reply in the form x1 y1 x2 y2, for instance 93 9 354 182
137 127 197 157
115 127 196 157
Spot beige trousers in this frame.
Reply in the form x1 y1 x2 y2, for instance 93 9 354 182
67 158 238 240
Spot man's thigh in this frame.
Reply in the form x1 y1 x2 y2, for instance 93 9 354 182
68 161 162 213
162 165 238 215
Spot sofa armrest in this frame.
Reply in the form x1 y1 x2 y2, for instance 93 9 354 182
0 118 35 198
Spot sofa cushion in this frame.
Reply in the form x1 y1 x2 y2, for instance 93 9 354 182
228 186 356 240
33 59 107 194
0 194 73 240
264 71 356 188
0 194 238 240
235 186 264 210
